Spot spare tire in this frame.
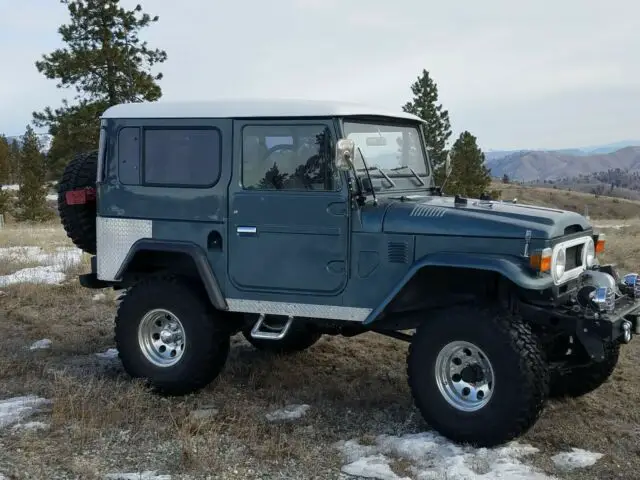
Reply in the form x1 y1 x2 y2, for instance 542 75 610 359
57 150 98 254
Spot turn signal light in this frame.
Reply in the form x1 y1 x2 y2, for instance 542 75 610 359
595 234 606 254
530 248 552 273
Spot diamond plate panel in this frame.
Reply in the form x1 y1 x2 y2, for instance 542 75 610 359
225 298 371 322
97 217 153 281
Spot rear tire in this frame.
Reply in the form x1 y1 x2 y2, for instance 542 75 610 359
114 275 230 395
407 304 549 447
57 150 98 254
241 315 321 354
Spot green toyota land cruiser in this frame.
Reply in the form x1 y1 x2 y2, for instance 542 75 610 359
57 99 639 447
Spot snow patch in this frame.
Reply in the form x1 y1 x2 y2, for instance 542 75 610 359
0 266 67 286
265 403 310 422
1 184 19 191
96 348 119 360
11 421 50 433
341 453 410 480
0 396 51 429
0 246 83 269
336 432 556 480
0 246 83 286
104 472 171 480
551 448 604 472
30 338 52 350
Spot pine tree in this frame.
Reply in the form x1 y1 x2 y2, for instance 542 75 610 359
0 135 10 185
402 69 452 184
15 126 51 222
8 139 22 184
33 0 167 180
446 131 492 198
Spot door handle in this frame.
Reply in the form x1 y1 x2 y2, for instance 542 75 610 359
237 226 257 236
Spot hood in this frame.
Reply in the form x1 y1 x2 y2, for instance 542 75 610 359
380 196 592 240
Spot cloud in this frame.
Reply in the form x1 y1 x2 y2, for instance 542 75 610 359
0 0 637 149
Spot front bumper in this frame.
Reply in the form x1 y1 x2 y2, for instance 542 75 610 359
520 264 640 360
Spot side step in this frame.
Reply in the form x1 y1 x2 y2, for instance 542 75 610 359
250 314 293 340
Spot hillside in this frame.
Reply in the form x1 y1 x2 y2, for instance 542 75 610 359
493 182 640 220
487 146 640 182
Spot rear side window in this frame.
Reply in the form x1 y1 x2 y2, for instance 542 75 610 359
143 128 221 187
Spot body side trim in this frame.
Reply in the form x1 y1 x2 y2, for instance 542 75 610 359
97 217 153 281
225 298 371 322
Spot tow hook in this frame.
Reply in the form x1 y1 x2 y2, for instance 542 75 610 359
622 320 633 343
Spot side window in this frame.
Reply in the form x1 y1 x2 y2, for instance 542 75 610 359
242 124 337 191
143 128 221 187
118 127 141 185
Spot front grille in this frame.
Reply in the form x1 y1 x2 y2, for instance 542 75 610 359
565 244 583 270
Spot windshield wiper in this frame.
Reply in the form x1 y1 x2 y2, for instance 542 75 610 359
390 165 425 186
355 164 396 187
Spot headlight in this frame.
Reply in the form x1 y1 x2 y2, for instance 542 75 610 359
584 237 596 267
554 248 566 281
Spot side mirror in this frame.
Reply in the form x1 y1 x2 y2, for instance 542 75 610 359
335 138 355 171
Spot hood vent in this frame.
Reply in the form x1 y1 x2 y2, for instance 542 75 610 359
388 241 409 264
409 205 447 218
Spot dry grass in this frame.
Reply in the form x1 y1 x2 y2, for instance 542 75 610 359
1 191 640 479
495 182 640 220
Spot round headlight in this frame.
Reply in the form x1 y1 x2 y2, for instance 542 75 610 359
554 248 566 280
585 237 596 267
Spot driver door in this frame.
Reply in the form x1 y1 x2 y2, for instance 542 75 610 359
227 119 349 296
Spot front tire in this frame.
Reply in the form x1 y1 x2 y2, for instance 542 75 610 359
549 340 620 398
407 304 549 447
114 275 230 395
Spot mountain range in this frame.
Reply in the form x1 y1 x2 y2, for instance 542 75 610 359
5 133 53 155
484 140 640 182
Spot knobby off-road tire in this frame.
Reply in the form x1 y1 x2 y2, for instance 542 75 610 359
57 150 98 254
549 341 620 398
242 315 322 354
114 275 230 396
407 304 549 447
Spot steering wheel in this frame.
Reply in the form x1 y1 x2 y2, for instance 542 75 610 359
262 144 296 163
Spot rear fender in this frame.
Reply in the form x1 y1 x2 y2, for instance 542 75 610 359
363 252 551 325
115 239 227 310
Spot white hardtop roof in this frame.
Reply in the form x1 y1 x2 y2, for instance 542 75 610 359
101 98 425 123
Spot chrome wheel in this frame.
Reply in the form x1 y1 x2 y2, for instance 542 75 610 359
138 308 186 367
434 340 495 412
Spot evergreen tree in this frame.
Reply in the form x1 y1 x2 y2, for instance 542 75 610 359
0 135 10 184
8 139 22 184
402 69 452 184
446 131 492 198
15 126 51 222
33 0 167 180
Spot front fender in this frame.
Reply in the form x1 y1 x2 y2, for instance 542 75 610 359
363 252 552 325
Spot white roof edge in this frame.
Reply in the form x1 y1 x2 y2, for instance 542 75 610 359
100 99 425 123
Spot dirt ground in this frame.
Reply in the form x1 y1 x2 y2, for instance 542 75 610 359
1 207 640 479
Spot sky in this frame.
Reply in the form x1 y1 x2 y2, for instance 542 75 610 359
0 0 638 151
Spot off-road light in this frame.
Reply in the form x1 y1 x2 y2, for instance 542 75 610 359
622 320 632 343
623 273 640 297
591 286 615 313
529 247 552 273
584 237 596 267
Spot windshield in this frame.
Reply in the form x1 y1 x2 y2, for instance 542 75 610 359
342 119 430 190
